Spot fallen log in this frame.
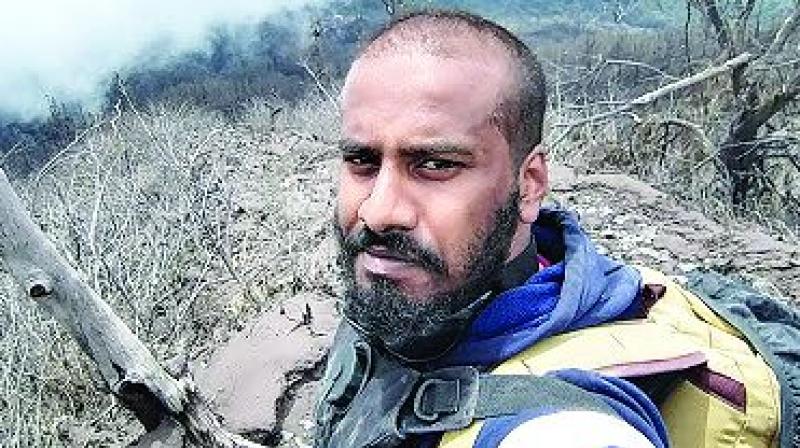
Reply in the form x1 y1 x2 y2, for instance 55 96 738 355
0 167 266 448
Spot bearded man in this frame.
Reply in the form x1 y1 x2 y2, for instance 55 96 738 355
315 8 779 448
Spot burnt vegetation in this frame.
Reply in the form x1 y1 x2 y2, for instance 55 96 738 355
2 1 798 229
0 1 374 175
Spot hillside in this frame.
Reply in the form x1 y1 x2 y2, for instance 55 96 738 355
191 163 800 447
1 1 799 445
1 85 797 445
1 92 798 446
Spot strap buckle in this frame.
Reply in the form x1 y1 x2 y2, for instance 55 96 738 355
413 378 461 422
402 366 479 434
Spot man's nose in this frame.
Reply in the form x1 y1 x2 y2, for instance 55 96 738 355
357 165 417 233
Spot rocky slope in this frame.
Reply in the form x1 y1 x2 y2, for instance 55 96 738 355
548 166 799 302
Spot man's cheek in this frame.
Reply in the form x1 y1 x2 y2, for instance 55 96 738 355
336 175 370 224
334 195 357 234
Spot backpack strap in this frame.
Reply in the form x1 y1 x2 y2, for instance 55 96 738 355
400 367 616 434
315 323 618 447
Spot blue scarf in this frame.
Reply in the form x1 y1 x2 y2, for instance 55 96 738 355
441 207 643 367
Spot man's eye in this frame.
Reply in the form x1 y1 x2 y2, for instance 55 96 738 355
343 153 377 166
417 159 462 171
343 152 379 175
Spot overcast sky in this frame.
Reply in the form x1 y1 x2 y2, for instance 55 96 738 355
0 0 322 120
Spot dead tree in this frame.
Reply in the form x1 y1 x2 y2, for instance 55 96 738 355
552 53 756 147
689 0 800 205
0 167 267 447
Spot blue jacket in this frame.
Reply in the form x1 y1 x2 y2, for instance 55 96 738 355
436 207 669 447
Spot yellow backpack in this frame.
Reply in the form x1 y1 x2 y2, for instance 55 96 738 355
440 267 782 448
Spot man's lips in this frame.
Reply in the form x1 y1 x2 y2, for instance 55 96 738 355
358 247 422 279
364 246 413 263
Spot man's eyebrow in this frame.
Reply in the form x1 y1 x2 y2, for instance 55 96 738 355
401 144 474 156
338 140 375 154
337 141 473 156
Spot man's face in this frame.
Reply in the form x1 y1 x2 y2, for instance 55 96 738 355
335 45 525 357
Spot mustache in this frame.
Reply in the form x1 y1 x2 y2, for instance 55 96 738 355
339 225 446 274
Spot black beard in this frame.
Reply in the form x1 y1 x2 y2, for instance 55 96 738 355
334 190 520 362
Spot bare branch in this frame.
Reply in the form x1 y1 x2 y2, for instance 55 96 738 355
685 0 693 67
0 168 268 447
739 0 757 22
662 117 715 154
300 61 339 113
728 73 800 147
631 53 754 106
604 59 680 81
698 0 732 50
766 4 800 55
0 169 185 422
552 53 755 147
752 58 800 71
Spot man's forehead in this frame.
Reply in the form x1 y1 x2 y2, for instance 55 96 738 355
362 22 511 59
342 43 515 107
341 52 511 134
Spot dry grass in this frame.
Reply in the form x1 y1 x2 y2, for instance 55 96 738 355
0 92 341 447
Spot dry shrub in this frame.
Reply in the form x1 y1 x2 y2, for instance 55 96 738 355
0 91 342 446
542 22 800 236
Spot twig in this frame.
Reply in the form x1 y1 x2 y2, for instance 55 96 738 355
661 117 714 154
35 116 106 185
698 134 800 171
0 141 23 167
604 59 680 81
766 4 800 56
751 58 800 71
751 163 800 210
301 61 339 113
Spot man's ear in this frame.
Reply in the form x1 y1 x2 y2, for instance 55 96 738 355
517 145 549 224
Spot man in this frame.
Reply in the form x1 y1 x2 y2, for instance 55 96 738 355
314 9 778 448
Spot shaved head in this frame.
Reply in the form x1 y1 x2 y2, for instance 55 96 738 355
353 10 547 165
335 10 550 360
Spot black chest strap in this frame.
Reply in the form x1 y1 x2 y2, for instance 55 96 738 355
314 324 616 448
400 367 616 434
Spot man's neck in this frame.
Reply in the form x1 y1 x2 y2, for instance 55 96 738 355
506 221 532 260
495 233 539 292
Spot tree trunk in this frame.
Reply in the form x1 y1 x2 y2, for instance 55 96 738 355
720 74 800 205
